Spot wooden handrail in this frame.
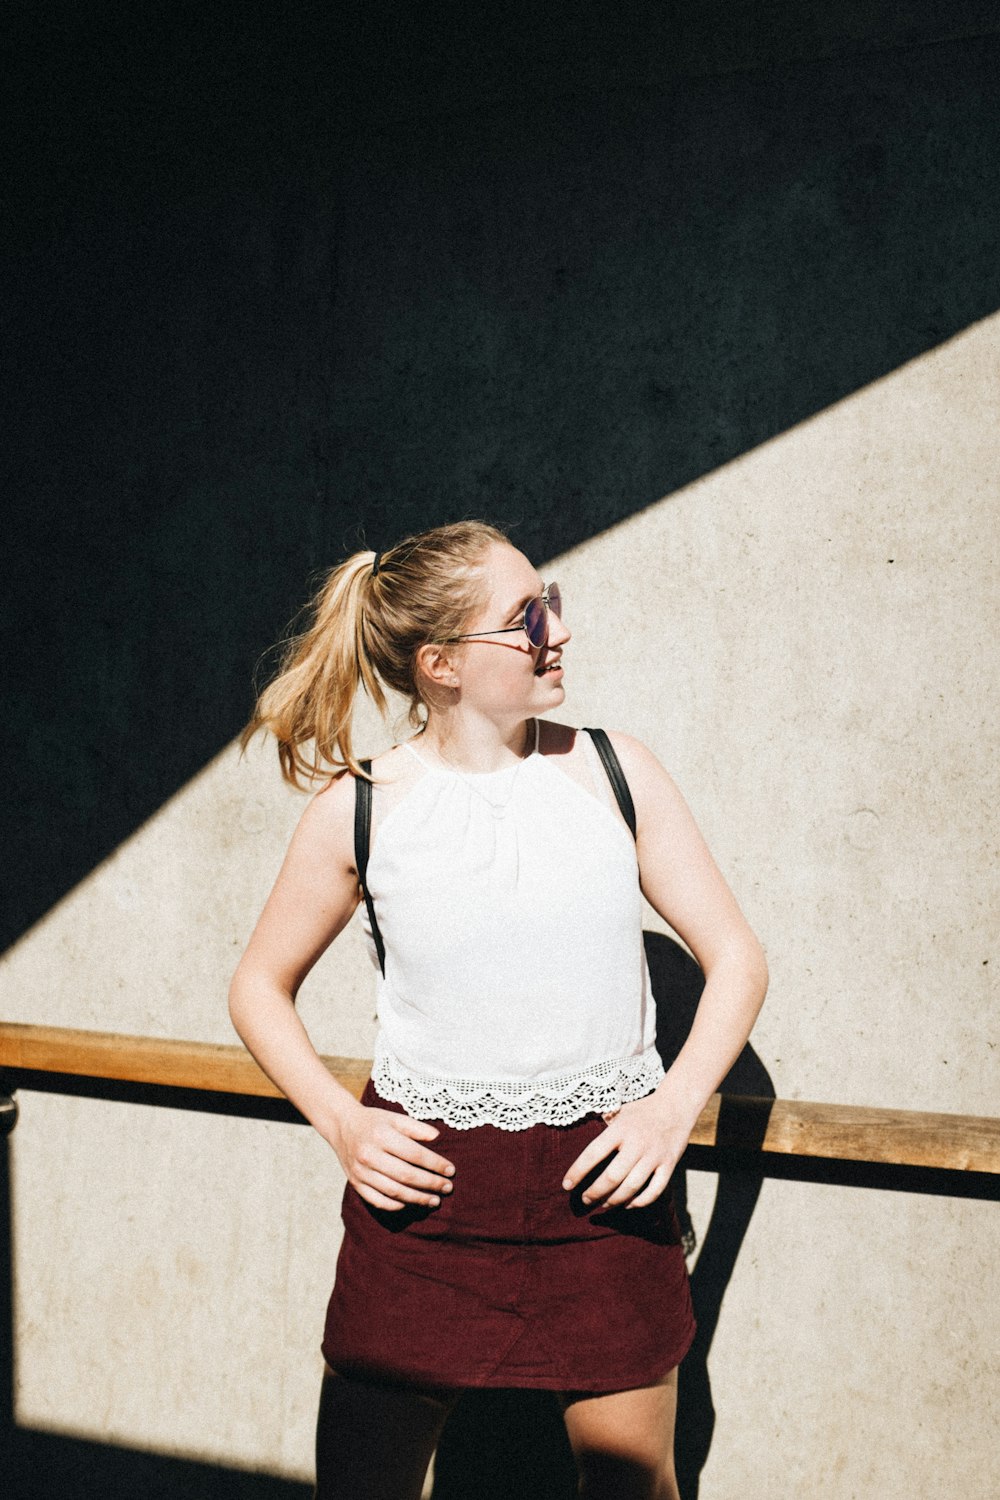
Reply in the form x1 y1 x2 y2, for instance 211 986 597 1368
0 1022 369 1100
1 1022 998 1173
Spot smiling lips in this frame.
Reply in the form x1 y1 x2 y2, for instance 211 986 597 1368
534 658 563 676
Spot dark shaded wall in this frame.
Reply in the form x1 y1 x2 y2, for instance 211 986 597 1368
5 1 1000 950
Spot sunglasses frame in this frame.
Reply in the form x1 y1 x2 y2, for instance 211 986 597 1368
443 582 562 650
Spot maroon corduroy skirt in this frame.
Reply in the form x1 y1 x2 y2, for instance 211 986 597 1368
322 1081 695 1391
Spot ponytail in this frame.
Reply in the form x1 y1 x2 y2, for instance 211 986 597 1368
241 551 383 785
242 520 509 788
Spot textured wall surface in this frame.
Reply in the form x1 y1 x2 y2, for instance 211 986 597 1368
6 318 997 1498
4 5 999 1497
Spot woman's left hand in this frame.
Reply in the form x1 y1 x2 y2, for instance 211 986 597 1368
561 1091 698 1210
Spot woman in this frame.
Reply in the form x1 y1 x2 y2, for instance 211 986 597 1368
230 519 767 1500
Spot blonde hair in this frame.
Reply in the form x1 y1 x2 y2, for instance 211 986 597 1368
242 519 511 787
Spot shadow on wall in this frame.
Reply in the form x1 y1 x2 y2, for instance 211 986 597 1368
6 1432 312 1500
6 4 1000 951
658 937 775 1500
431 932 775 1500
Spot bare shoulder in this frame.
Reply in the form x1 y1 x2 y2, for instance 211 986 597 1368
600 728 665 777
598 730 688 817
303 744 418 865
293 768 359 873
305 744 410 822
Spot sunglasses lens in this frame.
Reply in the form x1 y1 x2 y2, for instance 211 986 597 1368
548 585 562 621
523 596 547 648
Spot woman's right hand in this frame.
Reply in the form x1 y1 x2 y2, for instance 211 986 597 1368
329 1102 456 1211
229 777 456 1213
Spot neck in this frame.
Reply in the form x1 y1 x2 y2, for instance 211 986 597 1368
419 713 534 773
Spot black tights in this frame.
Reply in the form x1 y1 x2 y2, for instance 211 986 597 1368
315 1365 680 1500
314 1365 457 1500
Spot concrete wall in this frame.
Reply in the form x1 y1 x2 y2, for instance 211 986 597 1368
4 6 998 1497
7 310 998 1498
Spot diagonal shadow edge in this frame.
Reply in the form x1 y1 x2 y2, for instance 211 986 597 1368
5 20 1000 954
5 298 998 963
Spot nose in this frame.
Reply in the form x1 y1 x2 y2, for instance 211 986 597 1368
547 608 571 648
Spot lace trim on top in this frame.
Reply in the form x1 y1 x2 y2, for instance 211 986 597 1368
371 1047 665 1132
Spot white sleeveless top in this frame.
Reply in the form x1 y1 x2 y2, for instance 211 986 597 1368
361 719 664 1130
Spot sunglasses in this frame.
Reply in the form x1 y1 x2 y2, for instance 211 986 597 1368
445 582 563 650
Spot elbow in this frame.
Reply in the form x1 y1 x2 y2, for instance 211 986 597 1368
228 955 262 1041
696 926 768 1037
228 967 248 1039
714 930 768 1013
747 935 769 1012
228 958 297 1041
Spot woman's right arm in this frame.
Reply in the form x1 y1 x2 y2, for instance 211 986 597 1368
228 772 454 1211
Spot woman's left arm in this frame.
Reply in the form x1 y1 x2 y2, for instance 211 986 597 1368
562 732 769 1209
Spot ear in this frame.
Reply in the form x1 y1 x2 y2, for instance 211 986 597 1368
414 641 461 689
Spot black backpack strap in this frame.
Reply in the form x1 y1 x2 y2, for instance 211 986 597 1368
353 761 386 978
582 728 637 840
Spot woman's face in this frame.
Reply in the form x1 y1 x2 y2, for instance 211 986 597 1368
451 542 571 722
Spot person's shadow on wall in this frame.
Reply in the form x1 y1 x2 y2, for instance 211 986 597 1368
431 931 774 1500
653 934 775 1500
